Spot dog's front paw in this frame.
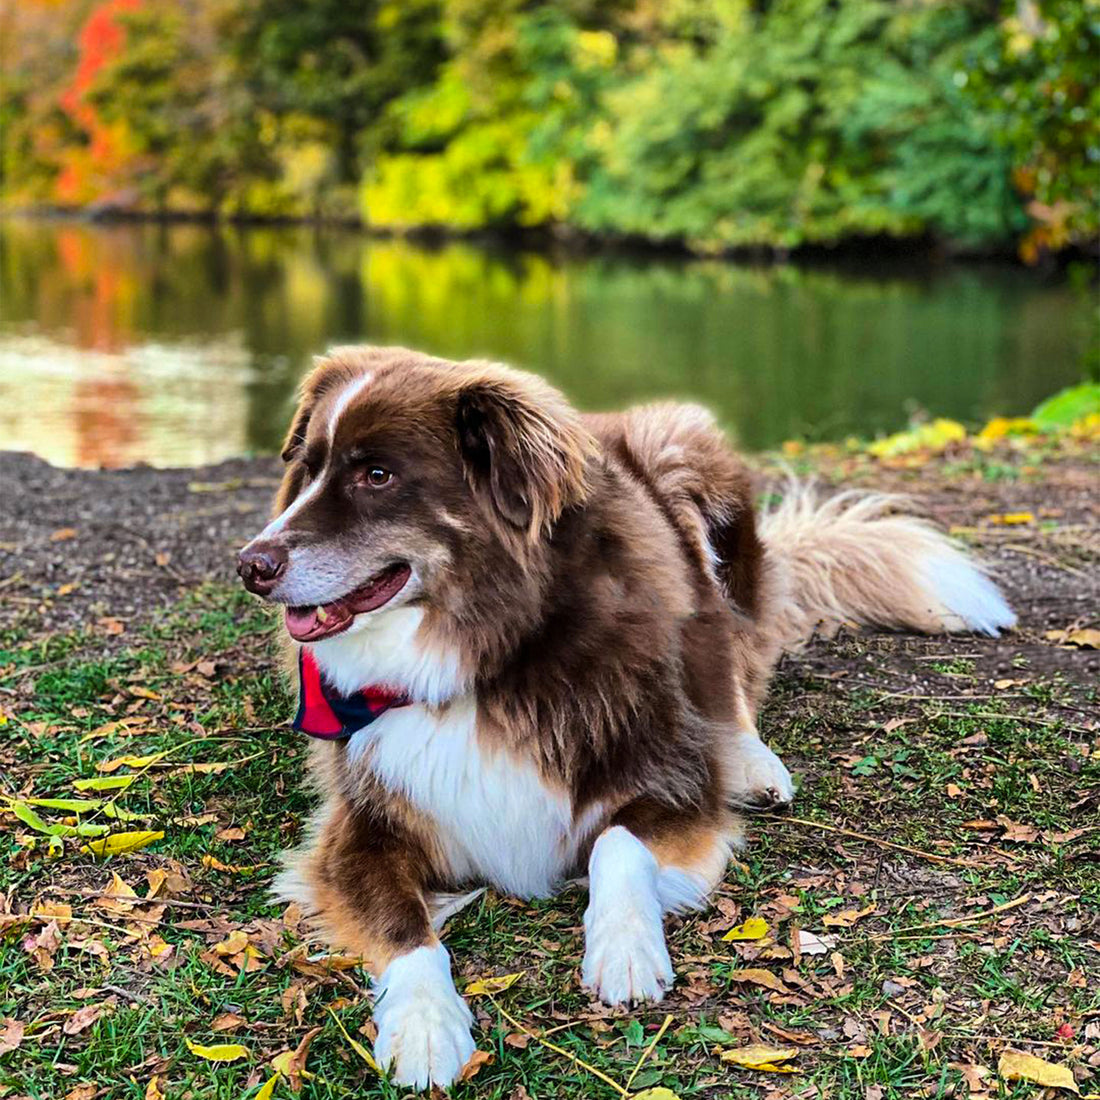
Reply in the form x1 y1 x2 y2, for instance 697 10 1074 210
373 944 475 1090
726 733 795 811
582 899 673 1005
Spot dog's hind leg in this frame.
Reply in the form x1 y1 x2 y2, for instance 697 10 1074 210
580 803 735 1006
274 800 474 1091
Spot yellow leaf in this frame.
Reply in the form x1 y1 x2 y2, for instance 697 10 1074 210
144 1075 165 1100
96 753 167 774
128 687 161 701
82 831 164 857
213 930 250 956
465 972 523 995
727 968 789 994
985 512 1035 526
253 1075 279 1100
327 1008 381 1075
74 775 137 792
720 1043 799 1072
186 1039 249 1063
997 1050 1079 1094
722 916 769 942
633 1090 682 1100
1064 629 1100 650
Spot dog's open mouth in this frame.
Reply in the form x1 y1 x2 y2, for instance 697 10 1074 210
284 563 411 643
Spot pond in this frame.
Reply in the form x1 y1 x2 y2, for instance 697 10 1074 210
0 219 1093 468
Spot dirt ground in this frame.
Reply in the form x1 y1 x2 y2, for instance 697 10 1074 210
1 441 1097 1100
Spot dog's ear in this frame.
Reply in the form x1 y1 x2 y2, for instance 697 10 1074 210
455 370 594 543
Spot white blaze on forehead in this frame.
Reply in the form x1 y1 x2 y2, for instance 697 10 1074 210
257 370 375 539
327 371 374 443
260 474 324 537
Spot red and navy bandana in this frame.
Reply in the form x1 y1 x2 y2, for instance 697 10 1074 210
293 648 412 740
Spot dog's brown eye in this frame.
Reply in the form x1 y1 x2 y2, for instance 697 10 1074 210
364 466 393 488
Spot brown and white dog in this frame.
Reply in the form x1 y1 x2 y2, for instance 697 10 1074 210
236 345 1014 1089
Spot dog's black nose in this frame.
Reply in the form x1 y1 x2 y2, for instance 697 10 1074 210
237 541 287 595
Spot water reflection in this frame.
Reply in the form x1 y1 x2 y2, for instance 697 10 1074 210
0 219 1091 468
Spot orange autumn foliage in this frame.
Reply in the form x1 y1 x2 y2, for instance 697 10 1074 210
56 0 142 203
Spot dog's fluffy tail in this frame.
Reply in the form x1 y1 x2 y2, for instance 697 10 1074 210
758 483 1015 650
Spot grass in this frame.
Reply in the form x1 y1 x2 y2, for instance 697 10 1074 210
2 513 1098 1098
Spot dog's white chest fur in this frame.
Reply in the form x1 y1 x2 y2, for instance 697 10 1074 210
347 699 583 897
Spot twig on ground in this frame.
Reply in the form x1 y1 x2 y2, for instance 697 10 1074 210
762 814 987 868
867 893 1032 941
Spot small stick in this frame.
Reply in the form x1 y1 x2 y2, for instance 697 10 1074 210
624 1013 673 1092
866 893 1031 940
761 815 985 868
488 994 629 1097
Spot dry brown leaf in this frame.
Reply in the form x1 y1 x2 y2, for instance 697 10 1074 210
215 826 247 842
823 904 876 928
63 1004 107 1036
95 871 139 914
0 1019 24 1055
458 1049 495 1082
727 968 789 994
63 1085 96 1100
50 527 78 542
503 1032 530 1049
30 901 73 925
270 1026 321 1091
211 1013 247 1033
997 1050 1079 1093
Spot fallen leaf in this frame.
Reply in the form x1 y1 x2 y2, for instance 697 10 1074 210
82 831 164 857
73 775 137 793
50 527 78 542
64 1085 96 1100
254 1076 279 1100
211 1013 247 1033
185 1039 249 1063
143 1076 164 1100
720 1043 799 1072
727 968 789 994
823 904 876 928
95 872 139 914
1063 628 1100 649
215 826 247 842
0 1019 25 1055
327 1008 381 1075
213 930 250 956
503 1032 529 1049
458 1049 495 1082
270 1026 321 1091
96 753 166 774
632 1091 682 1100
466 972 523 995
796 930 837 956
722 916 769 942
201 854 262 874
30 901 73 925
997 1049 1078 1093
63 1004 107 1035
985 512 1034 525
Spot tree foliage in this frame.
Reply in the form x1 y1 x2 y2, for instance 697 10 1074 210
2 0 1096 256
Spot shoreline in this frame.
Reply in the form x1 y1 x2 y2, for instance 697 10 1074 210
7 206 1093 274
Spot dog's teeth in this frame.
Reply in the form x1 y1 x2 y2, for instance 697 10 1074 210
315 606 328 623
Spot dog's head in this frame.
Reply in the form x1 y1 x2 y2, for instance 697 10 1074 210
237 346 594 644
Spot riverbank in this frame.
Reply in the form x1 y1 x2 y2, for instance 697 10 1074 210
1 439 1097 1099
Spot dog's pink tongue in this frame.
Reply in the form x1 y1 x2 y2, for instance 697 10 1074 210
285 599 352 642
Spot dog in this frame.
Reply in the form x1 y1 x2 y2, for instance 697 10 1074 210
236 345 1014 1089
